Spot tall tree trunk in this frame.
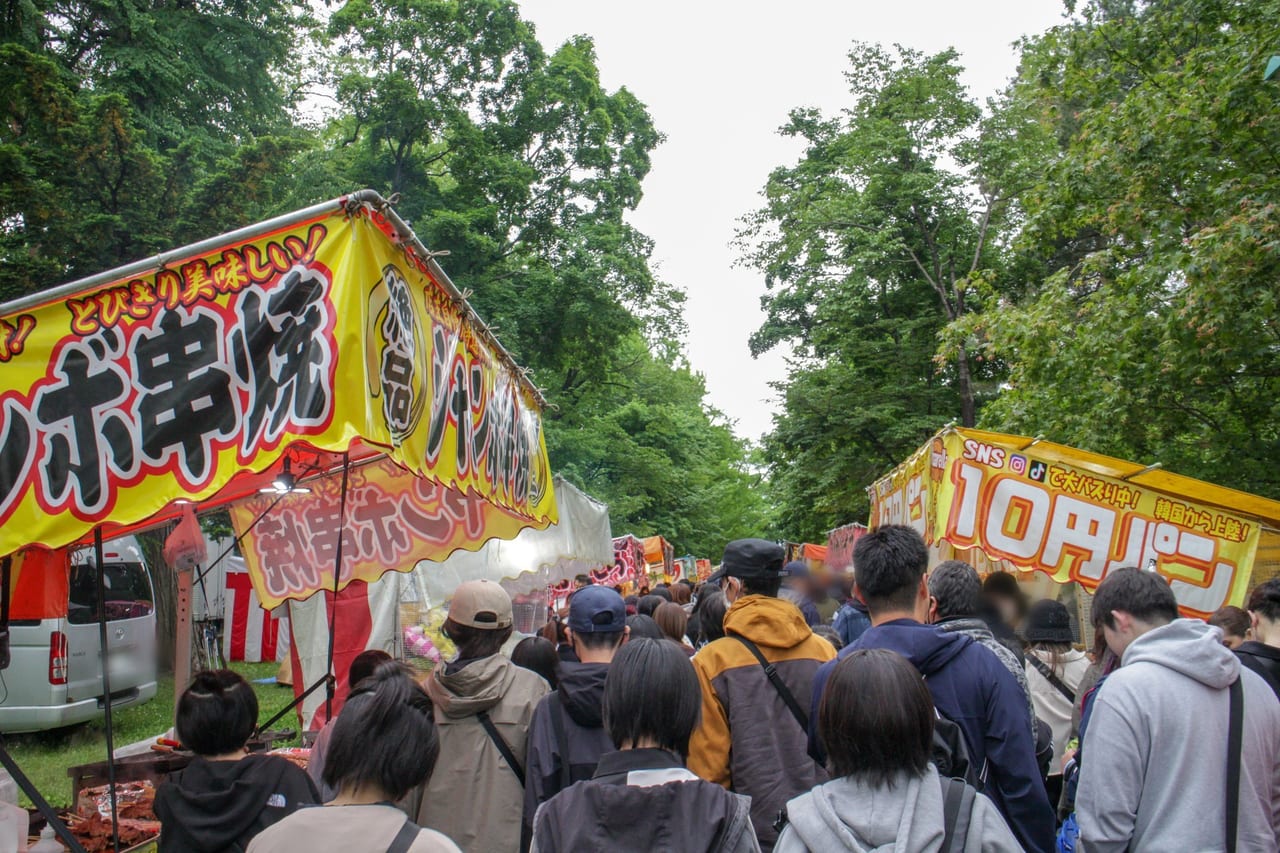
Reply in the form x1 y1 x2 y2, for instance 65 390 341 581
956 342 976 427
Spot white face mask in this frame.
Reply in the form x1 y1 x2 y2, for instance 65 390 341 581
720 576 742 604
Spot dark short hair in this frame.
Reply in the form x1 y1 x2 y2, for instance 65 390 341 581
573 627 626 652
741 575 783 598
511 636 559 690
176 670 258 757
852 525 928 614
928 561 982 621
1247 579 1280 623
603 639 701 757
323 661 439 800
626 614 665 640
444 617 512 659
1209 605 1251 639
653 602 689 644
638 595 666 617
651 586 673 602
695 591 728 645
819 649 932 785
349 649 393 690
1091 567 1178 629
574 574 591 586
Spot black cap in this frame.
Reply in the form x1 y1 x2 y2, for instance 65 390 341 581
1025 599 1074 644
707 539 786 584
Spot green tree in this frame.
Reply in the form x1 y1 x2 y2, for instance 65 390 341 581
548 335 766 557
0 0 314 298
741 43 1013 539
0 0 761 557
960 0 1280 497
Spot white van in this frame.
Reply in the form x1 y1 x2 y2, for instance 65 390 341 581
0 536 158 733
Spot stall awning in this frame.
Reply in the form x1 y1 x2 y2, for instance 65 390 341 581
868 427 1280 618
0 191 557 606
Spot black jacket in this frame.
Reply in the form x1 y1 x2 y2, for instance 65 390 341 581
1235 641 1280 700
523 662 614 842
155 753 318 853
530 749 758 853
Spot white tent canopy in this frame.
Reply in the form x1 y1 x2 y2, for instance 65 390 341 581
402 476 613 632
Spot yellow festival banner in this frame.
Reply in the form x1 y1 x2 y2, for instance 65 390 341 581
870 429 1262 618
0 199 557 563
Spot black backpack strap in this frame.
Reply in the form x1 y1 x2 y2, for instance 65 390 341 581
550 692 572 791
1028 654 1076 703
1226 676 1244 853
731 634 808 732
386 818 421 853
939 776 975 853
477 710 526 787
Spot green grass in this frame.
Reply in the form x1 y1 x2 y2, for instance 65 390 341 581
5 662 301 808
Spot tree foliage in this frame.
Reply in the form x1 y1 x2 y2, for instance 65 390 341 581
961 0 1280 497
0 0 762 556
739 44 1010 540
751 1 1280 543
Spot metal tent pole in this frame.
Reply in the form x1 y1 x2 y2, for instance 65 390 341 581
93 527 120 853
324 453 351 723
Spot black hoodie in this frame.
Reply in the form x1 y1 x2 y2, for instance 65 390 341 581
1235 640 1280 700
522 661 615 845
155 753 319 853
531 749 758 853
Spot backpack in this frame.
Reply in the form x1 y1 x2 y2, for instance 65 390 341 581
932 707 987 792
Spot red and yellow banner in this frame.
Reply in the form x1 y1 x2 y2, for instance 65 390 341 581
229 457 538 610
870 429 1263 618
0 201 556 561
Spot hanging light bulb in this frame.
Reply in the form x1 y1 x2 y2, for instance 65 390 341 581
261 457 311 494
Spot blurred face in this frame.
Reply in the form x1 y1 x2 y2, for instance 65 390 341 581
993 595 1019 626
1221 632 1245 650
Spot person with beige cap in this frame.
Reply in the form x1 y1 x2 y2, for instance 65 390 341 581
416 580 549 852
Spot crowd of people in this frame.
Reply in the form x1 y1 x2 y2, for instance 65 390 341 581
155 526 1280 852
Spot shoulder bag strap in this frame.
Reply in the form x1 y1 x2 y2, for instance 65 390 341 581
731 633 808 732
1226 676 1244 853
551 692 572 790
1028 653 1076 703
938 776 974 853
477 710 526 787
385 818 421 853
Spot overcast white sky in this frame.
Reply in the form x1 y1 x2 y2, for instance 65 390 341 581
517 1 1066 442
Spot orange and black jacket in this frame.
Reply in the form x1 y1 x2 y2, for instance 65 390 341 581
688 594 836 850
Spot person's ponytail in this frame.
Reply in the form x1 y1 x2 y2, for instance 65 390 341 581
322 660 438 800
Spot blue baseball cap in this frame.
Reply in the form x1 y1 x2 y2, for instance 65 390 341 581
567 585 627 634
784 560 810 577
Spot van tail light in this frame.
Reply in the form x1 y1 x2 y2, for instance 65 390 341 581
49 632 68 685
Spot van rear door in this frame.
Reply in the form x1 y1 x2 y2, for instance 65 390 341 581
65 554 157 704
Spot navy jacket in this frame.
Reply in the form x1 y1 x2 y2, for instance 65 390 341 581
808 619 1055 853
832 599 871 647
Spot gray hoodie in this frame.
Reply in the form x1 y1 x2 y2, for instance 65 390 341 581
1077 618 1280 852
773 766 1021 853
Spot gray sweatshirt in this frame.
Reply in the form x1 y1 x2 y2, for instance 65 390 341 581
773 766 1022 853
1077 618 1280 852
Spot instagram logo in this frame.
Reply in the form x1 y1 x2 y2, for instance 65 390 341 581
1009 454 1028 476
